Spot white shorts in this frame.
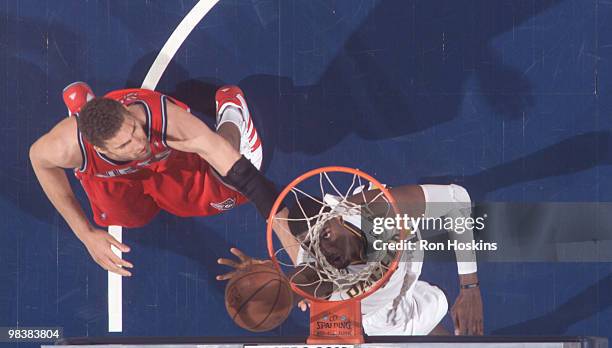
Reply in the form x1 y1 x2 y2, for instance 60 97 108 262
362 280 448 336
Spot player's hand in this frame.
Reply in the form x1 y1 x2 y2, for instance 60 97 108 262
297 299 311 312
81 228 133 277
216 247 273 281
451 286 484 335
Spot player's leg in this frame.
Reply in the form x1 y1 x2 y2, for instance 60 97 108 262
217 122 241 153
362 280 448 336
429 322 451 335
215 85 263 169
409 280 450 335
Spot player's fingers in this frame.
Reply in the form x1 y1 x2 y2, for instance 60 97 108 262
118 258 133 269
253 259 273 266
95 258 111 272
230 248 250 262
114 267 132 277
106 235 130 253
113 267 132 277
477 319 484 335
103 257 131 277
107 251 127 267
216 270 238 281
460 320 469 336
451 310 461 336
107 253 133 275
106 249 133 268
217 258 240 268
297 300 309 312
472 319 479 336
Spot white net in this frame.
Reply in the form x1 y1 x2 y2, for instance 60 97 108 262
270 170 405 300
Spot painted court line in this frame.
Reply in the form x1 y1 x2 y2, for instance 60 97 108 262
108 225 123 332
108 0 220 332
141 0 220 90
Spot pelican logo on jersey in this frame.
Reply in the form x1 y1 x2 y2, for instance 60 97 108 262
210 197 237 211
95 149 172 178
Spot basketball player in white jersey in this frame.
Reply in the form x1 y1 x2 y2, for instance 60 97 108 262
217 183 484 336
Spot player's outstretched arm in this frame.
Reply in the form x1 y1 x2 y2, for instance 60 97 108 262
270 208 302 265
164 102 240 176
165 104 299 260
164 102 277 218
29 118 133 276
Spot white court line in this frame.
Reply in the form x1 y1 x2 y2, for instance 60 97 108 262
108 225 123 332
108 0 220 333
141 0 220 90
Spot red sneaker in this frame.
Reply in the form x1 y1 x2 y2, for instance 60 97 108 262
215 85 262 169
62 81 95 116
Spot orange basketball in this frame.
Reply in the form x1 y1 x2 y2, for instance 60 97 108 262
225 263 294 332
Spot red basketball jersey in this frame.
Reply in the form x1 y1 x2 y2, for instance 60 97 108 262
74 88 189 181
73 88 246 227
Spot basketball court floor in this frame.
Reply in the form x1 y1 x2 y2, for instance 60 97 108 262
1 0 612 347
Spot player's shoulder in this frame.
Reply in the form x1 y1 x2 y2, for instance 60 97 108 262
164 97 186 113
31 116 82 169
104 88 164 103
105 88 188 112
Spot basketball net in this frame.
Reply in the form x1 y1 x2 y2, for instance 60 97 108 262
267 167 407 344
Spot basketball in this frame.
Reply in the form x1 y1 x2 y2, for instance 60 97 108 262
225 263 294 332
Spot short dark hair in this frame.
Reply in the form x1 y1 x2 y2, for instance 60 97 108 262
77 97 127 147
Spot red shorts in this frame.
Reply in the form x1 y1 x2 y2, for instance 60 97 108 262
79 151 247 228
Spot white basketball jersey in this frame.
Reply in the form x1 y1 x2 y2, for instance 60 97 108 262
295 187 423 316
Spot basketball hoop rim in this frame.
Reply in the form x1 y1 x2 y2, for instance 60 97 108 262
266 166 403 303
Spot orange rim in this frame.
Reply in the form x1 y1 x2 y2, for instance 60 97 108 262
266 166 403 303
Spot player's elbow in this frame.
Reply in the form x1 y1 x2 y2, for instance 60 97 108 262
29 138 51 168
29 140 42 165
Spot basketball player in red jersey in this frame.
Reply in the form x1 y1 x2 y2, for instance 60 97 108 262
30 82 277 277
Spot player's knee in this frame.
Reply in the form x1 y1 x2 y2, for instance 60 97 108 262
412 282 450 335
428 285 449 331
436 286 449 319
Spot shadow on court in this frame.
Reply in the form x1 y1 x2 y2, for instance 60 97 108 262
420 131 612 201
233 0 557 155
492 272 612 335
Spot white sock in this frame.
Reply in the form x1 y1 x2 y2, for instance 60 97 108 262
217 106 244 133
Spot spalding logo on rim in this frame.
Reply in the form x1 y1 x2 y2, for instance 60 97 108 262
210 197 236 211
